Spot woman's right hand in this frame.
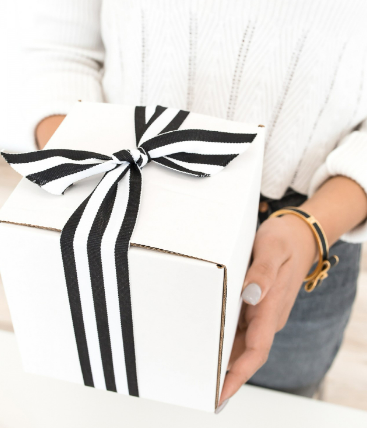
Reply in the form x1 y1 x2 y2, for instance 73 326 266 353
36 115 66 149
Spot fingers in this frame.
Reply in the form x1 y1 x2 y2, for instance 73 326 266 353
242 220 291 305
221 262 294 405
219 304 277 405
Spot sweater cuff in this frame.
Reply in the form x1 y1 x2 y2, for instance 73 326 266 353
22 71 104 149
308 131 367 243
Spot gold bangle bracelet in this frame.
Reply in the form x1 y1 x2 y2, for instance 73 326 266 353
269 207 339 292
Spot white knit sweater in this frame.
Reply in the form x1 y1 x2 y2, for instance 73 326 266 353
21 0 367 242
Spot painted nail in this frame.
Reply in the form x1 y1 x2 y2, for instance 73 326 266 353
215 399 229 414
241 283 261 305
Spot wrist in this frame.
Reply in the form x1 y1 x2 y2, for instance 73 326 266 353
300 176 367 246
279 213 318 264
269 206 339 292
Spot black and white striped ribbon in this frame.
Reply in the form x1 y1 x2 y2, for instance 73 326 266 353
2 105 257 396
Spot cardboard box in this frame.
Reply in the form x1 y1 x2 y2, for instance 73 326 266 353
0 102 264 412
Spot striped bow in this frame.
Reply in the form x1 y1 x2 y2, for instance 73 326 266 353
1 105 257 397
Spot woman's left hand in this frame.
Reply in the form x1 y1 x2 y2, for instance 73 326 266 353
218 211 318 405
217 175 367 409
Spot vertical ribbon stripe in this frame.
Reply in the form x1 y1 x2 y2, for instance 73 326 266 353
1 105 257 396
115 164 142 397
60 194 95 387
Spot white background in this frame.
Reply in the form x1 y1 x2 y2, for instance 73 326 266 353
0 0 32 151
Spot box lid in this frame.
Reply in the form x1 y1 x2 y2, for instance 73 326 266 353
0 102 264 266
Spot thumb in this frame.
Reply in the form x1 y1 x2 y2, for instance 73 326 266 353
241 233 290 305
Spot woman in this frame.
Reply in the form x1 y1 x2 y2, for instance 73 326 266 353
23 0 367 413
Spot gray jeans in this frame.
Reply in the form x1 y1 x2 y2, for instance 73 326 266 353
248 190 362 397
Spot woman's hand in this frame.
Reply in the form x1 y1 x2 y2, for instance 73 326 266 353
218 176 367 408
219 212 318 405
36 115 66 149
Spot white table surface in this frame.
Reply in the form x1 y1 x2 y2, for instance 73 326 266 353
0 330 366 428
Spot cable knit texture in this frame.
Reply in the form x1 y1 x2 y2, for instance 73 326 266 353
22 0 367 242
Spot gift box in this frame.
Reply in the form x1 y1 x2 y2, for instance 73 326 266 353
0 102 264 412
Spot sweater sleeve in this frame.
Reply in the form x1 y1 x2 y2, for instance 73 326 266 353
21 0 104 148
308 119 367 243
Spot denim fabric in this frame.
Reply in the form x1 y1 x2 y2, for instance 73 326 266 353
247 190 362 397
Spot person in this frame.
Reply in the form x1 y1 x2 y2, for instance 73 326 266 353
21 0 367 413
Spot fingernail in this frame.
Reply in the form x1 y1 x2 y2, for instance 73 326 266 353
215 399 229 414
241 283 261 305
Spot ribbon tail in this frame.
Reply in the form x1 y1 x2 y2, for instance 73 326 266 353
60 165 132 392
60 192 95 388
114 163 142 397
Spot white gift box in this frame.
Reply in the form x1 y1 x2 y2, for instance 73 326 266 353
0 102 264 412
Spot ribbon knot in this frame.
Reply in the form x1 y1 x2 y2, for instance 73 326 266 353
112 147 150 168
1 105 257 399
